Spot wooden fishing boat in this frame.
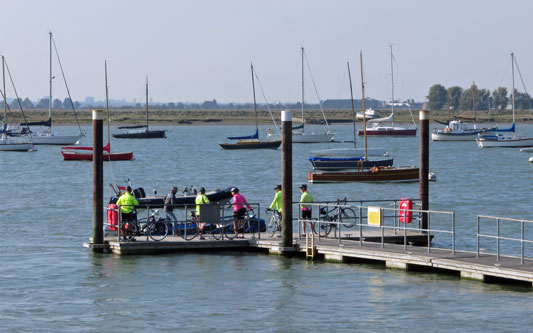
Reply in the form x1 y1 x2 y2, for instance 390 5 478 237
220 139 280 149
308 166 419 183
309 156 394 170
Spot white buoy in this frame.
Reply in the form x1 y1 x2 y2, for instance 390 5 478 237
428 172 437 181
529 157 533 163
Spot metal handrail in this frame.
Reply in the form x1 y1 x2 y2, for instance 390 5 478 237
297 202 455 254
477 215 533 264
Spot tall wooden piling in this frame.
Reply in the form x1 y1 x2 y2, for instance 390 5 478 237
419 109 429 230
281 110 293 249
92 109 104 252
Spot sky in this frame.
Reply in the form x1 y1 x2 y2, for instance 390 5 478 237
1 0 532 104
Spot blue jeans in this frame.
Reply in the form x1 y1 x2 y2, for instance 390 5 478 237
165 211 177 233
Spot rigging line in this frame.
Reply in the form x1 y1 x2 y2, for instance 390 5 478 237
336 64 348 100
51 36 84 135
391 52 416 127
4 60 34 142
512 55 533 112
303 51 331 130
253 70 280 134
0 88 16 117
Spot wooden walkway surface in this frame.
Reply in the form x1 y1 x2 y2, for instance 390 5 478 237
91 231 533 287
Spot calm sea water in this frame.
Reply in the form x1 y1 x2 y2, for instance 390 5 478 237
1 122 533 331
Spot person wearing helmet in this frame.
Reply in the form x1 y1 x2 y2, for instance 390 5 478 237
231 187 253 235
195 187 210 239
266 184 282 219
299 184 314 234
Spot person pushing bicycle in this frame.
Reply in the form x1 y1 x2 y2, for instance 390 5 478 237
231 187 253 236
266 184 282 219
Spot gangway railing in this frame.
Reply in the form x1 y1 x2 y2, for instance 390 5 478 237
297 202 455 254
477 215 533 264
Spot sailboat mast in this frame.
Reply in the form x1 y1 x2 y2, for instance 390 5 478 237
251 63 258 134
301 46 305 130
49 31 53 127
347 61 356 149
472 82 476 129
390 45 394 126
360 51 368 160
447 88 451 123
511 53 515 124
145 76 149 131
105 61 110 146
2 56 6 134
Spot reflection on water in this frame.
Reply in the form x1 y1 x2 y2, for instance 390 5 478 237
2 124 533 331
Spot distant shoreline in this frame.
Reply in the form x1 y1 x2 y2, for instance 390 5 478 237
4 108 533 126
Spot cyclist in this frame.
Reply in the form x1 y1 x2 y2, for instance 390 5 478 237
231 187 253 236
195 187 210 239
266 184 282 219
117 186 138 222
299 184 314 234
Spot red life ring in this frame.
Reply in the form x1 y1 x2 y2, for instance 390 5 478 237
399 198 412 223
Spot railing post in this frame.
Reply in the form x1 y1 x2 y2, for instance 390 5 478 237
427 212 431 253
452 212 456 255
496 218 500 261
359 206 363 246
477 216 480 258
521 220 525 264
92 109 104 252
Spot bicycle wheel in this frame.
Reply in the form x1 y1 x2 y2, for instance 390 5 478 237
223 221 237 240
177 221 199 241
148 220 169 241
317 221 332 237
267 215 280 237
204 222 222 240
340 208 357 228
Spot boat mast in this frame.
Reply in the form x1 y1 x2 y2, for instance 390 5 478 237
390 45 394 126
145 76 149 131
105 61 110 147
360 51 368 160
511 52 515 124
49 31 53 129
347 61 356 149
301 46 305 131
2 56 6 138
472 82 476 129
251 63 258 136
447 88 451 123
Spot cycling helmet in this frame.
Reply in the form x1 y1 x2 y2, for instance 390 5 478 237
231 187 239 193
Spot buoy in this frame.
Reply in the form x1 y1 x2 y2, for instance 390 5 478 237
529 157 533 163
428 172 437 181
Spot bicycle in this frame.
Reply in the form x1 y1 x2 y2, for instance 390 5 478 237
120 209 169 242
176 211 222 241
265 209 281 237
317 203 357 237
223 211 252 240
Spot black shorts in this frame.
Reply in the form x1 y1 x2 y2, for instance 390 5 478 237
302 210 312 219
233 208 247 220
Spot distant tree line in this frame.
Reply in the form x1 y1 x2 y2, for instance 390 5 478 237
426 84 532 111
0 97 81 110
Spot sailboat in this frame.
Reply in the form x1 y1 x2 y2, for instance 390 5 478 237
476 53 533 148
61 62 134 161
219 63 281 150
112 77 166 139
21 32 83 145
308 60 393 170
308 52 418 183
358 46 417 136
0 56 34 151
291 46 335 143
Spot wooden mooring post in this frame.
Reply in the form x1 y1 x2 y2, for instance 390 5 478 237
92 109 104 252
419 109 429 230
281 110 294 252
